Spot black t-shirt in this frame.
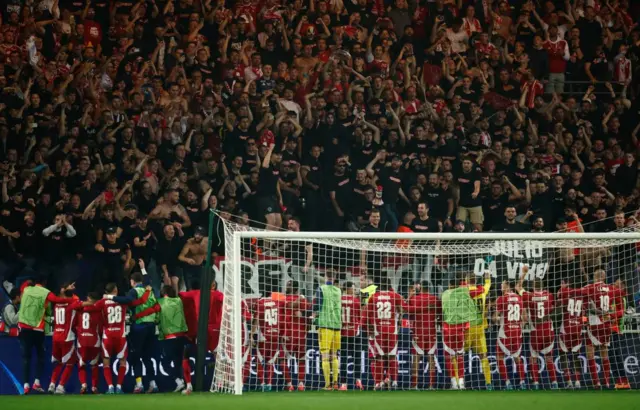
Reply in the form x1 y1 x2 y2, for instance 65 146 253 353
493 221 529 232
329 173 352 211
457 169 481 207
423 186 451 220
129 226 154 261
411 216 440 233
101 238 128 266
378 167 403 204
257 165 280 197
483 193 509 231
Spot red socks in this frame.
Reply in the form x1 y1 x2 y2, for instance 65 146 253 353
546 357 557 383
445 356 455 379
117 363 126 386
498 358 509 383
103 364 113 386
78 366 87 386
517 360 525 383
59 364 74 387
530 358 539 383
298 360 305 385
602 357 611 386
283 363 292 384
371 359 383 384
589 358 600 385
388 359 398 382
50 363 62 385
457 356 464 380
242 359 251 384
429 361 436 388
183 359 192 384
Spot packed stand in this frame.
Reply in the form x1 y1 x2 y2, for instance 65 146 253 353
0 0 639 296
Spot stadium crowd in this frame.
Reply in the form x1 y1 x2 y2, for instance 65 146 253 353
0 0 640 397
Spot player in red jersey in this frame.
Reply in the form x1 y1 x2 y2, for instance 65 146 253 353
406 281 441 390
94 282 151 394
339 281 364 391
519 278 558 390
582 268 624 388
75 293 103 394
365 277 407 390
179 285 201 394
557 278 586 389
208 280 224 354
48 283 84 395
252 293 285 391
280 280 311 392
495 280 526 390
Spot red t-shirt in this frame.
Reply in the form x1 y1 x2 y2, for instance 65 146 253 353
496 291 523 339
406 293 440 340
208 290 224 331
280 294 310 338
255 297 284 339
341 294 362 338
366 290 407 335
75 305 103 348
52 298 83 342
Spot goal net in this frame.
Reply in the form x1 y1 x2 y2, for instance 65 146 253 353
211 218 640 394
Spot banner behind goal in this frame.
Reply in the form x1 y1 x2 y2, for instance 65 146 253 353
211 219 640 394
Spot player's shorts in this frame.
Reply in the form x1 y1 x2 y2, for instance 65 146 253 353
257 196 279 215
52 341 76 363
282 335 306 359
369 333 398 357
102 337 128 360
411 334 437 356
497 335 523 358
559 324 583 353
77 346 101 366
530 325 555 358
586 324 612 347
442 323 469 355
208 328 221 353
464 325 488 355
318 328 341 355
257 336 280 364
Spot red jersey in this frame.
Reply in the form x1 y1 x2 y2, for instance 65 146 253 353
341 294 362 338
366 290 407 335
75 306 103 348
582 281 624 327
208 290 224 331
406 293 440 340
95 299 128 339
255 297 284 339
522 290 554 329
543 39 569 73
496 291 523 339
280 294 310 338
557 287 585 328
179 289 201 340
52 299 83 343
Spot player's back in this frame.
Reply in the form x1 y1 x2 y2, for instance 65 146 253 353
368 290 405 335
208 290 224 330
75 306 103 347
341 294 362 337
407 293 440 338
179 289 201 340
524 290 554 328
582 282 622 326
497 291 523 333
280 294 310 336
101 299 127 339
557 286 585 329
256 297 282 339
52 299 81 342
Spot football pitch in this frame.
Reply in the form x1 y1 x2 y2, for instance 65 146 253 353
3 391 640 410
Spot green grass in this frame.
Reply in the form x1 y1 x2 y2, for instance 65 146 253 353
3 391 640 410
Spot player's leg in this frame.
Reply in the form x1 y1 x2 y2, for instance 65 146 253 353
514 356 526 389
19 330 34 392
319 328 332 389
57 345 77 394
282 341 294 391
182 342 194 394
473 328 492 389
128 328 145 392
142 326 158 393
297 353 306 391
49 343 63 393
102 355 114 393
496 352 511 389
386 334 399 389
586 343 600 387
428 355 436 390
78 348 89 393
115 340 128 393
339 336 350 389
600 345 611 388
331 330 341 389
442 326 459 390
412 352 422 389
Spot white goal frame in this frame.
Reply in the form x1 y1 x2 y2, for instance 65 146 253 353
226 231 640 395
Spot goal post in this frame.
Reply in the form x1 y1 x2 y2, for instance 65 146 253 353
212 218 640 393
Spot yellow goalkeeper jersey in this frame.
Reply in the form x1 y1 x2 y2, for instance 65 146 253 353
468 278 491 329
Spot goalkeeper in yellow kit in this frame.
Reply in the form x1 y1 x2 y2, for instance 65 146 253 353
464 270 493 390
